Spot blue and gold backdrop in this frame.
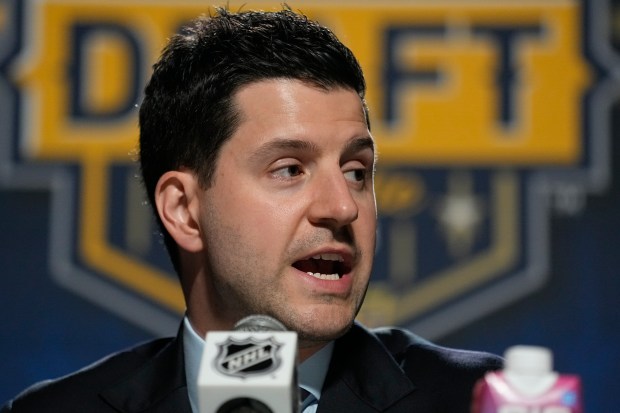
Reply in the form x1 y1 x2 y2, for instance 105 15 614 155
1 0 618 411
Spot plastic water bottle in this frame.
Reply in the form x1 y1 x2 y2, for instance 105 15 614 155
472 345 583 413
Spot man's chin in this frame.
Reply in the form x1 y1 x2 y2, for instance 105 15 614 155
296 320 354 346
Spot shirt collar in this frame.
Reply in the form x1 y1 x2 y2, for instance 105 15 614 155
183 316 204 413
183 316 333 412
298 341 333 401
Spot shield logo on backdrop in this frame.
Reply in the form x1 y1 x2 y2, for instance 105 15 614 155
215 337 282 378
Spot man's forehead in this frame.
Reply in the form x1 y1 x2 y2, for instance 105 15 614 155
233 79 367 123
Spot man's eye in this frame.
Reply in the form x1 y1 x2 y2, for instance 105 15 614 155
272 164 303 179
344 169 366 182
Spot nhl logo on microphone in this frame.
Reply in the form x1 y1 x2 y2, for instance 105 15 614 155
215 337 282 378
199 331 298 412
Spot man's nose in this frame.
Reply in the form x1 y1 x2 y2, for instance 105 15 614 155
307 169 359 228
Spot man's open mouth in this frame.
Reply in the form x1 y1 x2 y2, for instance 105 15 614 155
292 253 351 280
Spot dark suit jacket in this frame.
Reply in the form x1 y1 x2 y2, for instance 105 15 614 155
1 322 502 412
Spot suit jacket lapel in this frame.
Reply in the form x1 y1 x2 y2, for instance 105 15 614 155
317 323 415 413
99 327 192 413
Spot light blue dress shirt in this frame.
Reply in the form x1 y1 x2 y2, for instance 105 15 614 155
183 317 333 413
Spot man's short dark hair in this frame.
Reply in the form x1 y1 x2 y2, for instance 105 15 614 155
139 7 367 273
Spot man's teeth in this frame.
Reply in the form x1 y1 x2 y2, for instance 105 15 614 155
311 253 344 262
306 272 340 281
302 254 344 279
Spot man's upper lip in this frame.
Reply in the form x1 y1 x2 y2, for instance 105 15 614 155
295 247 355 267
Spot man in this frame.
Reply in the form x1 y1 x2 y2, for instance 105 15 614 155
1 7 502 413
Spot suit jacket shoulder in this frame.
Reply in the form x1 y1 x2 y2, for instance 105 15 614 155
318 323 502 413
1 334 191 413
373 324 503 377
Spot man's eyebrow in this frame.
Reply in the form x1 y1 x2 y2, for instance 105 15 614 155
249 138 320 161
342 136 376 158
248 136 375 162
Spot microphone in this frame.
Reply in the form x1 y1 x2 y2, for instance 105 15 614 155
197 315 299 413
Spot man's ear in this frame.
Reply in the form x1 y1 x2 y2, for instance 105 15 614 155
154 170 204 253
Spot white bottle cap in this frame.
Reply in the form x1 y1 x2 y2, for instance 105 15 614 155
504 345 553 375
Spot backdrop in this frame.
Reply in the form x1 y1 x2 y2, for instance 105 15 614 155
1 0 618 411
